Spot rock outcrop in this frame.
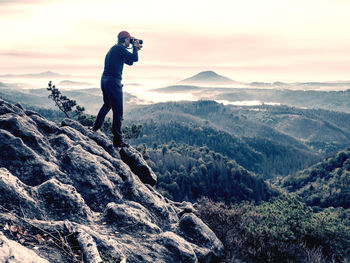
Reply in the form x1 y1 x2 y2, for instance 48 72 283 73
0 99 224 263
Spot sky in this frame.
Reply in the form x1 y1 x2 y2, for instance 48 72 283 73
1 0 350 83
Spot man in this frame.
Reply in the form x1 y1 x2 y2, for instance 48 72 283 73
92 31 142 147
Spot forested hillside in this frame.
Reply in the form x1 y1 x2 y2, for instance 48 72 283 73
136 142 278 203
129 120 318 178
282 148 350 209
126 100 350 155
214 88 350 113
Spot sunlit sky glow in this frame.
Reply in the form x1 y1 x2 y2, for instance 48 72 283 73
1 0 350 82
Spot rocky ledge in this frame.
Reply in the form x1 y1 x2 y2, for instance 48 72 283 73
0 99 223 263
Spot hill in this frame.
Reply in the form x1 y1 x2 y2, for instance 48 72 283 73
128 119 318 179
282 148 350 209
126 101 350 155
0 71 67 78
214 88 350 112
124 100 350 177
58 80 94 87
180 70 235 84
138 142 278 203
0 87 139 114
151 85 202 93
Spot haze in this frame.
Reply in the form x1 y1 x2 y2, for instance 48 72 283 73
1 0 350 83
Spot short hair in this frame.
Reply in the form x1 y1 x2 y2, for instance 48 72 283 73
118 37 127 44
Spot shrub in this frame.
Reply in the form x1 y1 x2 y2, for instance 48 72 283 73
196 196 350 263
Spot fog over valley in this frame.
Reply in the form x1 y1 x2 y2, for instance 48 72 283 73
1 70 350 111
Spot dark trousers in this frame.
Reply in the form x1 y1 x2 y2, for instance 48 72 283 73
93 76 123 144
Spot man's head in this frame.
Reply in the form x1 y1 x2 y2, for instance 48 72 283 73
118 31 132 47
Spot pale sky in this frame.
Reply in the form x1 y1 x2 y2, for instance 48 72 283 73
1 0 350 82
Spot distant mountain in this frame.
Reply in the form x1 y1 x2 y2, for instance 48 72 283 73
296 81 350 87
58 80 94 86
0 89 55 108
0 82 36 90
248 81 289 87
273 81 289 86
181 72 350 87
151 85 202 93
249 82 273 87
0 71 69 78
248 81 350 88
0 86 137 114
214 88 350 113
180 71 236 84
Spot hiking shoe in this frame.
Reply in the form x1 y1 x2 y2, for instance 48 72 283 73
88 126 98 132
113 141 129 148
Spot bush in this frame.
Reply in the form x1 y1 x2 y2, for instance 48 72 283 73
196 196 350 263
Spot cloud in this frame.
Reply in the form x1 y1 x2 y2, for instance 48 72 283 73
0 0 42 4
0 51 44 57
138 31 350 68
0 0 43 16
0 49 101 60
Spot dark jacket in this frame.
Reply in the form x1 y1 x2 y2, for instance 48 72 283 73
102 44 138 80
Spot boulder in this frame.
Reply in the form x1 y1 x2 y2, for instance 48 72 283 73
120 146 157 186
105 201 161 234
178 213 224 262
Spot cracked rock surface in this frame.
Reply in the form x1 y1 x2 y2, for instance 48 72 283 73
0 99 224 263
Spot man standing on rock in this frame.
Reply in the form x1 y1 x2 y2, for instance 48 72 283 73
92 30 142 147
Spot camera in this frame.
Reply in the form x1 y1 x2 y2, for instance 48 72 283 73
130 38 143 45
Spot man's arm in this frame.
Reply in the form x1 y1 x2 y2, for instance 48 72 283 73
124 46 138 65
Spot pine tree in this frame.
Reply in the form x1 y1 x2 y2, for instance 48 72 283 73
47 81 85 118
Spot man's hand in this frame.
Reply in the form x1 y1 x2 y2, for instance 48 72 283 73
133 39 142 51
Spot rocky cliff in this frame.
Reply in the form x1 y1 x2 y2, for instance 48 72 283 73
0 99 224 263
